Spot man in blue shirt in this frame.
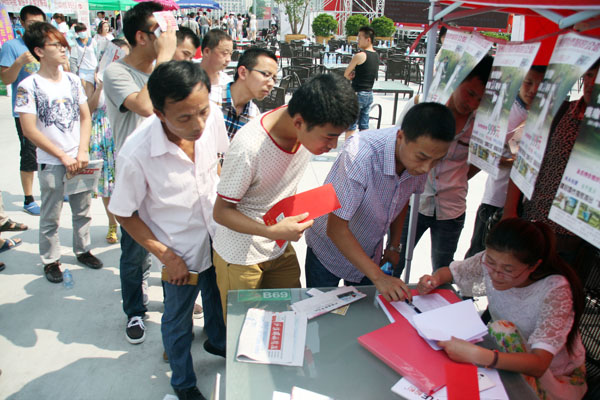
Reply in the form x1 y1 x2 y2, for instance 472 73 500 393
0 5 46 215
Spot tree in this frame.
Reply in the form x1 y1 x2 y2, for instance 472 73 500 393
345 14 370 36
248 0 267 19
371 16 395 37
312 13 337 37
274 0 311 35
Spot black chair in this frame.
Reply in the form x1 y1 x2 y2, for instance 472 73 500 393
291 57 313 67
385 58 408 81
255 87 286 112
279 42 293 67
579 248 600 398
406 58 424 93
369 103 383 129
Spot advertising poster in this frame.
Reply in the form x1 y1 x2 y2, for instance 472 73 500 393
0 4 15 45
468 42 540 177
510 32 600 199
2 0 49 13
426 29 470 104
549 71 600 248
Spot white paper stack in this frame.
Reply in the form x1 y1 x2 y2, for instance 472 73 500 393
412 300 488 347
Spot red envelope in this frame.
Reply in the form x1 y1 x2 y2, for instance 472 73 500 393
262 184 341 247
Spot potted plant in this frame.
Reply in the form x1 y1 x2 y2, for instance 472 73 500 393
312 13 337 44
371 16 395 43
274 0 311 42
345 14 369 42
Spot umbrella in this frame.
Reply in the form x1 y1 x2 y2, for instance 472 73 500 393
176 0 222 10
88 0 138 11
135 0 180 10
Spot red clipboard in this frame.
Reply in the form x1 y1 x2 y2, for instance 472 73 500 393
358 289 463 395
262 184 341 247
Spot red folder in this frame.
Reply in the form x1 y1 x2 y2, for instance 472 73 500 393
445 363 480 400
263 184 341 247
358 289 462 395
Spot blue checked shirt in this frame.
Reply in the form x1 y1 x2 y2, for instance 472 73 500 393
305 127 427 282
220 82 260 141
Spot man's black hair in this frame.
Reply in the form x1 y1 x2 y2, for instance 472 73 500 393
287 74 358 131
111 38 130 49
123 1 163 47
21 6 45 22
358 26 374 44
23 22 69 61
530 65 547 74
401 102 455 142
464 54 494 86
235 47 277 81
74 23 87 33
439 26 447 41
148 60 211 114
177 26 200 49
201 28 232 51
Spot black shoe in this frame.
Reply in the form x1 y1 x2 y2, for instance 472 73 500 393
0 262 5 272
126 316 146 344
44 262 63 283
203 339 225 358
174 386 207 400
76 251 103 269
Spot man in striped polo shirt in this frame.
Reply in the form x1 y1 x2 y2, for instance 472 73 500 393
305 103 455 301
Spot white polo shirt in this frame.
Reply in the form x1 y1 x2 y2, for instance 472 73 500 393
109 102 228 272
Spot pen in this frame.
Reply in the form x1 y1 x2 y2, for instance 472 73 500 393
405 299 422 314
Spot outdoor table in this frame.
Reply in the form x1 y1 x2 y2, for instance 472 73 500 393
225 285 538 400
373 80 414 124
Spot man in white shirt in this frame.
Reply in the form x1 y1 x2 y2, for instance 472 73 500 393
109 61 227 400
200 29 233 106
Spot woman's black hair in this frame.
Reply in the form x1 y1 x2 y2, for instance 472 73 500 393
485 218 584 353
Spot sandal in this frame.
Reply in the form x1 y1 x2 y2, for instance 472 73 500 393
0 219 28 232
0 238 22 253
106 224 118 244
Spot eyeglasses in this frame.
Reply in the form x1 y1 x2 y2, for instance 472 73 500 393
248 68 278 84
45 42 66 50
482 253 530 280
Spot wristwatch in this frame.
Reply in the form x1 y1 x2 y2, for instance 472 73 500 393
386 244 403 254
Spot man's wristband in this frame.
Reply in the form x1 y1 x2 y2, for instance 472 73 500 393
386 244 403 254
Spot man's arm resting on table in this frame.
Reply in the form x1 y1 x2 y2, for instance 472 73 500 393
116 213 190 285
326 212 411 302
213 196 313 242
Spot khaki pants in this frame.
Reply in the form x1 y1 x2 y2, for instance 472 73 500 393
214 244 301 320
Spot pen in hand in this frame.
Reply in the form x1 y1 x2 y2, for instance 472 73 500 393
405 299 422 314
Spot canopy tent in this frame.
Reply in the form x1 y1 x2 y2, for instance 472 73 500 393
176 0 222 10
401 0 600 282
88 0 138 11
135 0 179 11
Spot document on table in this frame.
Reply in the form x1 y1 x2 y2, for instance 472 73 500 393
236 308 307 366
412 299 488 346
391 368 508 400
290 286 366 319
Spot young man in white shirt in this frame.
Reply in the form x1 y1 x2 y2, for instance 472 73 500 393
16 22 103 283
199 29 233 105
212 74 359 317
109 61 227 400
174 26 200 61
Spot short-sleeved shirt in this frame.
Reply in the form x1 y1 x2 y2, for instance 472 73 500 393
306 128 427 282
0 37 40 117
15 72 87 165
109 106 228 272
213 106 312 265
220 82 260 140
208 70 233 106
103 59 150 154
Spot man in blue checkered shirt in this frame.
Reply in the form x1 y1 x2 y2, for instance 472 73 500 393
221 47 278 140
305 103 456 302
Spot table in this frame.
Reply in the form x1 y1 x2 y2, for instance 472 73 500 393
225 286 538 400
373 80 414 124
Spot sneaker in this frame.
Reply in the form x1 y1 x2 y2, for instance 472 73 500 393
126 316 146 344
44 261 63 283
23 201 40 216
142 278 149 306
76 251 103 269
193 303 203 319
203 339 225 358
174 386 207 400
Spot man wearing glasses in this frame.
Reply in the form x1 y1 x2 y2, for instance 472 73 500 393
0 6 46 216
103 1 177 345
199 29 233 106
220 47 278 140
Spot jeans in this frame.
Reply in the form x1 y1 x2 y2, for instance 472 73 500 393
119 226 151 318
393 209 466 277
305 247 373 287
349 91 373 131
162 266 226 390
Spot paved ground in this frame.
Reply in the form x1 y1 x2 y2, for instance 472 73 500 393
0 77 491 399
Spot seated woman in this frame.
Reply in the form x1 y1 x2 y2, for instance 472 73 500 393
418 218 586 399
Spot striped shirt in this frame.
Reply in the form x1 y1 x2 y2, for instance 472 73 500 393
305 127 427 282
220 82 260 140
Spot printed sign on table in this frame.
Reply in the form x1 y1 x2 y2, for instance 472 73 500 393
549 71 600 248
511 32 600 199
469 42 540 177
